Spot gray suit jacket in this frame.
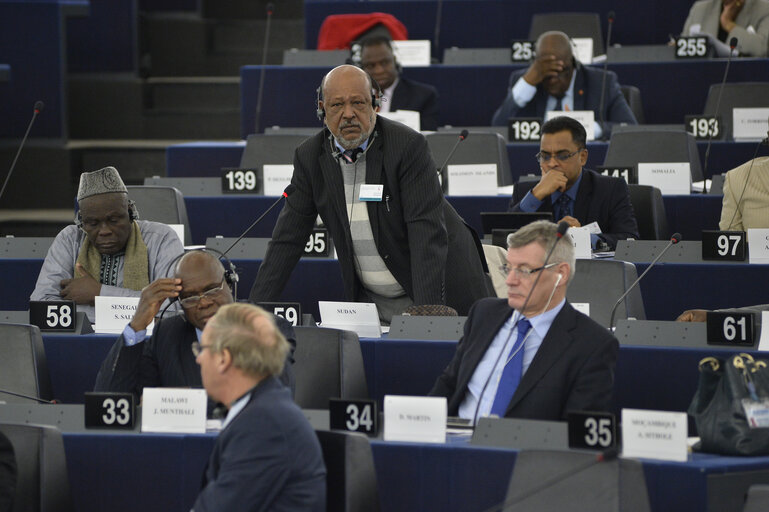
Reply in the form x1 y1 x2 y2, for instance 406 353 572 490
683 0 769 56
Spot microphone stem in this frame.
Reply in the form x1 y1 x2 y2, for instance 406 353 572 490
703 47 735 193
220 193 287 258
0 111 39 203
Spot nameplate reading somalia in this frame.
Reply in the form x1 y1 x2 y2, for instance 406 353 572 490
384 395 447 443
637 162 691 195
447 164 498 196
94 296 153 334
141 388 208 433
621 409 687 462
29 300 77 332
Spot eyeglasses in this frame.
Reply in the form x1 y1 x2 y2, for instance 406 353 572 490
191 341 214 357
500 262 558 279
179 279 226 308
535 149 582 164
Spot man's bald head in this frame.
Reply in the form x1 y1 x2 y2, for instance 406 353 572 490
535 31 575 98
535 31 573 58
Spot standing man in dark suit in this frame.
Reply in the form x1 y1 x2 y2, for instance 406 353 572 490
491 31 637 139
358 35 440 130
509 116 639 251
429 221 619 422
193 303 326 512
249 65 492 320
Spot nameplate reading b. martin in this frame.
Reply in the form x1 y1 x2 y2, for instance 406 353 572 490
383 395 447 443
141 388 208 434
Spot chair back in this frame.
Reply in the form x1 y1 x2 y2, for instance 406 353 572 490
620 85 645 124
426 131 513 187
316 430 380 512
628 184 669 240
126 185 191 244
567 260 645 328
0 323 52 404
528 13 604 56
703 82 769 140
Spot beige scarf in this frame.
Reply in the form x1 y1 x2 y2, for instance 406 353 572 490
75 221 149 290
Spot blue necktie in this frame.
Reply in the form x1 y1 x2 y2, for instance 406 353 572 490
557 193 573 219
490 318 532 416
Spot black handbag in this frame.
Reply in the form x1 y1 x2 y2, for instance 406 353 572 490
688 353 769 456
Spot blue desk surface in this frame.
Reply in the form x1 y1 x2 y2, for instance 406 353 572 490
60 427 769 512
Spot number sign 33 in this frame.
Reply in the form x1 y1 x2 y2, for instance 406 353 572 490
85 392 136 429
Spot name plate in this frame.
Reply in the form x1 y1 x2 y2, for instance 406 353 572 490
29 300 77 332
675 36 709 58
508 118 541 142
596 165 637 184
572 302 590 316
168 224 185 245
747 228 769 264
621 409 688 462
329 398 378 436
378 110 421 132
263 165 294 196
733 108 769 141
304 228 332 257
383 395 447 443
257 302 302 327
318 301 381 338
221 168 260 194
545 110 595 141
759 312 769 352
392 40 431 67
446 164 498 195
84 392 136 429
637 162 691 195
568 411 617 451
706 311 755 347
510 40 534 62
94 296 150 334
571 37 594 64
141 388 208 433
701 230 746 261
568 226 592 259
685 115 721 140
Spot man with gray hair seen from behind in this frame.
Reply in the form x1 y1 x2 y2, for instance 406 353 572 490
192 303 326 512
30 166 184 322
429 220 618 423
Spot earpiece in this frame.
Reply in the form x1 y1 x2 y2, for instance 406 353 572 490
165 248 240 302
315 72 383 122
555 274 563 286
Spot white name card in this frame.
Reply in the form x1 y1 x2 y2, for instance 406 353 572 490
747 228 769 264
391 40 431 67
568 226 592 259
318 301 381 338
733 108 769 141
621 409 688 462
759 311 769 351
637 162 691 195
446 164 498 196
94 296 151 334
571 37 594 64
572 303 590 316
141 388 208 434
168 224 185 245
384 395 447 443
545 110 595 141
262 165 294 196
378 110 421 132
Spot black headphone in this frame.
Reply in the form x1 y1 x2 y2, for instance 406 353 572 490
165 247 240 301
315 71 383 121
348 39 403 73
75 198 138 229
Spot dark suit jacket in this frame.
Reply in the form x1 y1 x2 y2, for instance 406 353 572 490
193 377 326 512
249 116 492 315
390 77 440 131
509 168 639 250
491 63 637 139
0 432 15 512
429 298 619 420
93 314 297 412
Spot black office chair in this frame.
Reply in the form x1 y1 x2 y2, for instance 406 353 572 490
703 82 769 140
293 327 369 409
283 49 348 66
603 128 704 183
0 323 52 404
567 259 645 328
628 184 668 240
125 185 191 245
240 133 308 169
743 484 769 512
620 85 645 124
425 131 513 187
315 430 380 512
0 423 74 512
528 13 604 57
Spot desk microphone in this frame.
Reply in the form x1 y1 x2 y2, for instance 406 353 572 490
597 11 615 133
253 2 274 134
0 100 44 205
480 447 618 512
0 387 57 404
470 221 569 424
609 233 682 330
220 183 295 259
702 37 737 193
436 130 469 190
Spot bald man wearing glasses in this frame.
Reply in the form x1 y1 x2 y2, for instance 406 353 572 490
509 116 639 251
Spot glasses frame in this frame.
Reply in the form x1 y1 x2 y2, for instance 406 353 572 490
179 279 226 308
534 149 583 164
191 341 214 357
500 262 559 279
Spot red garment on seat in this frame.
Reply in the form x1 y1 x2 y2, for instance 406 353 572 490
317 12 408 50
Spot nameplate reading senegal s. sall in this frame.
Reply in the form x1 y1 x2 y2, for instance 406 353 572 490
384 395 447 443
701 230 746 261
29 300 77 332
637 162 691 195
318 301 381 338
262 165 294 197
621 409 688 462
545 110 595 141
706 311 754 347
747 228 769 264
84 392 136 429
446 164 497 196
141 388 207 434
508 118 541 143
94 296 152 334
329 398 378 437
